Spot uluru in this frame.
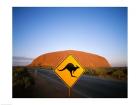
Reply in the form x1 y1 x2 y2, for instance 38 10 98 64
28 50 111 69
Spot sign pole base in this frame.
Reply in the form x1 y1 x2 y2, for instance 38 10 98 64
68 87 71 97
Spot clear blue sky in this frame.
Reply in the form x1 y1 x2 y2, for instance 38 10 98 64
13 7 127 67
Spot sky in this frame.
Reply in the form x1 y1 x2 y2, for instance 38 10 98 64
13 7 127 67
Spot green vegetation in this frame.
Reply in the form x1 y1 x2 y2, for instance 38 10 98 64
84 67 127 80
13 66 35 97
28 66 54 70
84 68 96 76
13 66 35 87
44 66 54 70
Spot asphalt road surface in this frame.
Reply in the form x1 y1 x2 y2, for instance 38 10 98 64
28 69 127 98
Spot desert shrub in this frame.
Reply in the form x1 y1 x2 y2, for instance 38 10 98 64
13 67 35 97
94 68 108 77
84 68 96 76
13 67 35 88
112 70 126 80
45 66 54 70
28 65 54 70
84 67 127 80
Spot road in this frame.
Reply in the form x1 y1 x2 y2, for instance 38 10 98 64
28 69 127 98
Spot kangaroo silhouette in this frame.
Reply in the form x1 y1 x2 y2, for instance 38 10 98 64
59 63 79 77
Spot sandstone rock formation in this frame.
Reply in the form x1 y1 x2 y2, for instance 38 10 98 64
28 50 111 69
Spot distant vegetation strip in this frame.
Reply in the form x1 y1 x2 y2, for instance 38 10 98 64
84 67 127 80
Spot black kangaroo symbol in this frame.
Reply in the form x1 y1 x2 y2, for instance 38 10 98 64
59 63 79 77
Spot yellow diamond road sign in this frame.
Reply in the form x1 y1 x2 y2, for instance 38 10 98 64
55 55 85 87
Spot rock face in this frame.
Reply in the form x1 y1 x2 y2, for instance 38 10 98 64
28 50 111 68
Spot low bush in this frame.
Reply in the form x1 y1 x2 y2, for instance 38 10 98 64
84 67 127 80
